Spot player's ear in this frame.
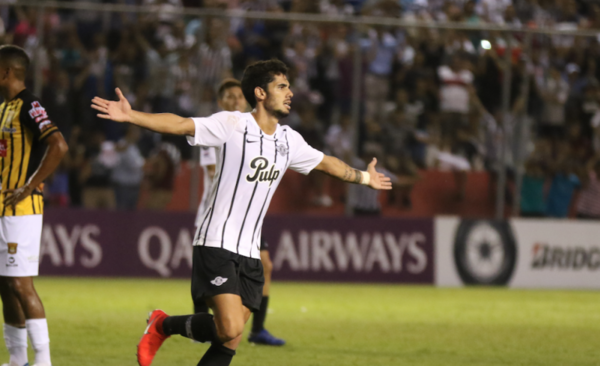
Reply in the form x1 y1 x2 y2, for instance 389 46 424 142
254 87 266 103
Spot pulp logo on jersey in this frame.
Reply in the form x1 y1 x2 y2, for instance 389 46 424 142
28 101 48 121
246 157 280 186
531 243 600 270
210 276 228 286
0 139 6 157
7 243 18 255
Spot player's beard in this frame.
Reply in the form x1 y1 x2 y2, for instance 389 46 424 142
265 99 289 119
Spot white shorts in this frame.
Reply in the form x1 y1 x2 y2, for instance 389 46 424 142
0 215 43 277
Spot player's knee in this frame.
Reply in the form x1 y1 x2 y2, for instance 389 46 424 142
6 278 28 296
217 321 244 343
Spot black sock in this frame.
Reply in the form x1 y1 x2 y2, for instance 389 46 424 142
162 313 219 343
197 344 236 366
251 296 269 333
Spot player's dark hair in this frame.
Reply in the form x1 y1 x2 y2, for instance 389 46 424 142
0 45 30 81
241 59 289 109
217 78 242 100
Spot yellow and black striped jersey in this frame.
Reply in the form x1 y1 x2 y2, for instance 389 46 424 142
0 89 59 216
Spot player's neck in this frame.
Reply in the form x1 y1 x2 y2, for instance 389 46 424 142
251 107 278 136
1 82 26 101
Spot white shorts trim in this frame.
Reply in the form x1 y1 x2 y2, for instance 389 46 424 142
0 215 43 277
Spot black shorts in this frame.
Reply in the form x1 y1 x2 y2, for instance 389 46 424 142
191 246 264 312
260 236 268 251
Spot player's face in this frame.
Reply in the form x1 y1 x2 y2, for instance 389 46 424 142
219 86 247 112
264 74 293 119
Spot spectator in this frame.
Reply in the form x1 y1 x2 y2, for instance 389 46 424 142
111 126 145 210
545 144 580 218
576 157 600 219
134 24 179 113
325 113 354 163
362 26 399 124
192 18 233 91
144 142 181 210
536 64 569 139
437 53 474 152
520 159 546 217
295 103 332 207
80 130 118 209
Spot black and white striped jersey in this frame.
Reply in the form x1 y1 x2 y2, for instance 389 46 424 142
188 111 324 259
195 146 217 227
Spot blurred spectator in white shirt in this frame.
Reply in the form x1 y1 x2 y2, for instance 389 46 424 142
111 126 145 210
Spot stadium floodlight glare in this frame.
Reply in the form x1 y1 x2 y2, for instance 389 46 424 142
481 40 492 50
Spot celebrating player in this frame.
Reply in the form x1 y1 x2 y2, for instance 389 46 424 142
91 59 391 366
0 45 68 366
194 78 285 346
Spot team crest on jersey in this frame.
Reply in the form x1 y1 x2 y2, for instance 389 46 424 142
276 144 288 157
28 101 48 122
246 157 280 186
7 243 17 255
210 276 228 286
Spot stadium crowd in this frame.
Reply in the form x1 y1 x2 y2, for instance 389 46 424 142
1 0 600 218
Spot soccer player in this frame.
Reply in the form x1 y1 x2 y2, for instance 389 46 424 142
0 45 68 366
194 78 285 346
91 59 391 366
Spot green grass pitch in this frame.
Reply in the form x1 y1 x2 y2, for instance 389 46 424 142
1 278 599 366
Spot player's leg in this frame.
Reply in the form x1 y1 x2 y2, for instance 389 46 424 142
0 215 49 366
248 239 285 346
137 246 255 366
0 277 28 366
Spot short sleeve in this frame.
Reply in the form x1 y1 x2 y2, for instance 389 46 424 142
186 111 242 147
287 129 324 175
21 100 59 141
199 147 217 167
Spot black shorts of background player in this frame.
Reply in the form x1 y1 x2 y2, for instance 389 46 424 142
92 59 391 366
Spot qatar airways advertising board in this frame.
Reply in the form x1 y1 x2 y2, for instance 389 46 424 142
435 217 600 289
39 209 435 284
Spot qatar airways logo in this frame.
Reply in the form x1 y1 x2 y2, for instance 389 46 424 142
246 157 280 186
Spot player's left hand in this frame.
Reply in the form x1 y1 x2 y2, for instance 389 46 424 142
367 158 392 190
3 185 35 207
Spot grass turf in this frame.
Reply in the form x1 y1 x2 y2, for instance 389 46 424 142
0 278 599 366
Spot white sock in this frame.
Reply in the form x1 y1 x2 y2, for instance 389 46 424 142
3 324 28 366
26 318 51 366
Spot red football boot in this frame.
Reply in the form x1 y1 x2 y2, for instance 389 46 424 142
137 310 170 366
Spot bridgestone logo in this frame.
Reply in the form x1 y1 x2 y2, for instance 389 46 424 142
531 243 600 270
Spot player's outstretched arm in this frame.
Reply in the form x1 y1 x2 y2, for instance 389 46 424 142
314 155 392 190
91 88 195 136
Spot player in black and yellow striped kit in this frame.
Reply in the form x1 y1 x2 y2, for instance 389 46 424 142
0 45 68 366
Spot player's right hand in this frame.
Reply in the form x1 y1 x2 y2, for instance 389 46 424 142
91 88 132 123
